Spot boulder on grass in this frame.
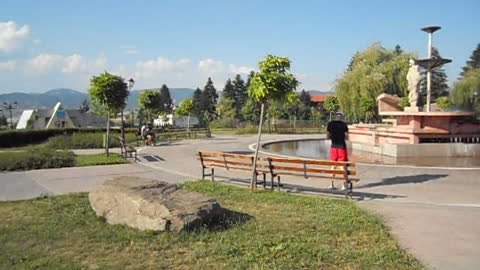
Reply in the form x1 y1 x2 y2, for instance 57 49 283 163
89 177 224 232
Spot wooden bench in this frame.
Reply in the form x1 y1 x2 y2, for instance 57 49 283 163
196 151 267 185
264 157 359 198
118 136 137 160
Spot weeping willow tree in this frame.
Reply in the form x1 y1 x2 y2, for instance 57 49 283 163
451 68 480 113
335 43 415 122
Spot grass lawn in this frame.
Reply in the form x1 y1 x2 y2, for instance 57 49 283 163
75 153 128 167
0 181 423 269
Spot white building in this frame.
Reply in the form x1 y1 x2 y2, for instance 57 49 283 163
16 102 105 129
153 114 199 128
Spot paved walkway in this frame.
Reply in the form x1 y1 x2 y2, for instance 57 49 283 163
1 134 479 270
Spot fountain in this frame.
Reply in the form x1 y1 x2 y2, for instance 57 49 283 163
348 26 480 158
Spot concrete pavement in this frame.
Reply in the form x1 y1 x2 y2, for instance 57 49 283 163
1 134 479 269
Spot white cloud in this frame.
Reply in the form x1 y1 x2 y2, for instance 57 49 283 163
228 64 255 74
0 60 16 71
198 59 225 74
25 53 107 74
294 73 310 80
134 57 191 79
0 21 30 52
62 54 107 74
25 53 63 73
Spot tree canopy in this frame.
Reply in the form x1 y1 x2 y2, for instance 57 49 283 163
159 84 173 114
460 43 480 78
248 55 299 103
335 43 414 121
419 47 449 104
88 72 129 115
138 90 162 120
451 68 480 113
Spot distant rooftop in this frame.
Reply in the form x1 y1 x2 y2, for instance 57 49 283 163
311 94 333 102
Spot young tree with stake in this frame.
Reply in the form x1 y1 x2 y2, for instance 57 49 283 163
248 55 298 190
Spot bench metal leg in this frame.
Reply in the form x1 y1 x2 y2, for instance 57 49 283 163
277 176 281 191
345 181 353 199
263 173 266 189
211 168 214 182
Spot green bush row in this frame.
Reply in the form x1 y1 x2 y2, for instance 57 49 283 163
44 133 138 149
0 128 138 148
0 148 75 171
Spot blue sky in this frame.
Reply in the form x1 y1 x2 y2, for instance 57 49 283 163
0 0 478 93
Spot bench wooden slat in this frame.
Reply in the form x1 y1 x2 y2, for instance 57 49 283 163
265 157 355 167
270 171 360 182
197 151 255 160
270 165 356 176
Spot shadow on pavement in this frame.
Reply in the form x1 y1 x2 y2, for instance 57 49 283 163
140 155 165 162
213 176 405 201
356 174 448 189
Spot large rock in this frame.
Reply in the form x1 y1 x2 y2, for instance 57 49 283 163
89 177 224 232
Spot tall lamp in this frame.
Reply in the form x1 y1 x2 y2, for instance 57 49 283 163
121 78 135 140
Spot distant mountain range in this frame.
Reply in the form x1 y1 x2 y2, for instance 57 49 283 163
0 88 333 112
0 88 196 110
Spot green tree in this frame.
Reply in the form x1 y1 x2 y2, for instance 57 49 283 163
451 68 480 113
218 97 237 119
241 99 261 123
460 43 480 78
192 87 203 119
200 78 218 125
88 72 129 156
159 84 173 114
394 44 403 55
233 74 248 119
420 47 449 103
436 96 451 111
176 98 194 133
222 79 235 100
359 96 375 122
138 90 162 121
336 43 413 122
323 96 339 121
248 54 298 190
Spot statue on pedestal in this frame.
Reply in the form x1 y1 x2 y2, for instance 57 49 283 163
406 59 421 109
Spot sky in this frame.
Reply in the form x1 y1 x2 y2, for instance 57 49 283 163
0 0 478 94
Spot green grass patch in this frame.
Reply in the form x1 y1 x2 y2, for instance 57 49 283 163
0 181 423 269
75 153 127 167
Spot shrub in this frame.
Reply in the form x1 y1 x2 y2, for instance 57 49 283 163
0 148 75 171
398 97 410 109
436 96 451 111
45 133 137 149
0 128 139 148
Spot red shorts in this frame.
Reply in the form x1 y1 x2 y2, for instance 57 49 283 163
330 147 348 162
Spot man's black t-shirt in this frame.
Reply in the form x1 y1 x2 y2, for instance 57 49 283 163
327 120 348 149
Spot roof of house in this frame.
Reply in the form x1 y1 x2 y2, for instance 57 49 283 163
311 94 333 103
66 110 105 128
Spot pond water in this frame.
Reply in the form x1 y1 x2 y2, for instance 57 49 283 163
262 139 480 167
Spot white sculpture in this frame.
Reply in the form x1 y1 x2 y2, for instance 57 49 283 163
406 59 421 107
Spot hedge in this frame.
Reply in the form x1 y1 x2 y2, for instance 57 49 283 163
0 148 75 171
0 128 138 148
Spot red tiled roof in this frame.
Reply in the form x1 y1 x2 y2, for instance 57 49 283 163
311 95 333 102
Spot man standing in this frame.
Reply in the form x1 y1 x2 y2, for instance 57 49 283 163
326 112 349 190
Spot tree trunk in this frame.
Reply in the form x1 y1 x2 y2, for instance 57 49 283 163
105 110 110 157
250 102 265 191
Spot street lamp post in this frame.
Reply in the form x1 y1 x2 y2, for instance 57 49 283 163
3 101 18 129
121 78 135 141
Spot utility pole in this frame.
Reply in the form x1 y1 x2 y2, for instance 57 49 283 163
3 101 18 129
